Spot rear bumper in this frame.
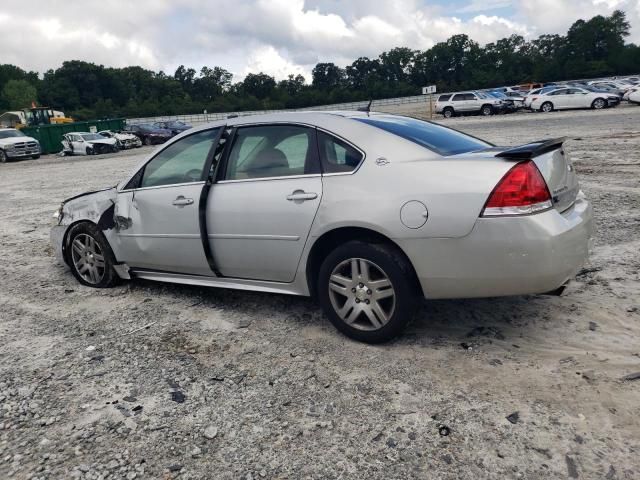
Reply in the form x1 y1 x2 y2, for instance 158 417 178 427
400 193 593 299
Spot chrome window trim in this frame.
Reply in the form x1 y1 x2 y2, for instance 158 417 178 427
120 180 205 193
217 174 321 184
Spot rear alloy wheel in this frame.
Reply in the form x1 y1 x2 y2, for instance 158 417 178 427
318 241 418 343
541 102 553 113
0 149 6 163
592 98 606 109
67 223 118 288
443 107 454 119
481 105 493 116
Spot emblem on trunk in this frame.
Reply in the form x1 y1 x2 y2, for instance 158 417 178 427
375 157 389 166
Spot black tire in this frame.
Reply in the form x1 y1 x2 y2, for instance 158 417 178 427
144 136 152 146
443 107 454 119
591 98 606 109
481 104 493 116
0 149 6 163
31 154 40 160
86 146 94 155
540 101 553 113
317 240 419 343
66 222 118 288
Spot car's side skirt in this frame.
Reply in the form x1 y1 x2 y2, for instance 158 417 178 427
130 268 307 297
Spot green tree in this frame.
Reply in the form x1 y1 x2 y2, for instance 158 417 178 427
1 79 37 110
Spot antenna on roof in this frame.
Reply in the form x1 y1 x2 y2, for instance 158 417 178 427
357 99 373 114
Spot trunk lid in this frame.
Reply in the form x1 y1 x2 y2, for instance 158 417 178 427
495 138 579 213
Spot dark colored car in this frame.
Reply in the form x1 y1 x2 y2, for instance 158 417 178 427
152 120 192 136
124 124 173 145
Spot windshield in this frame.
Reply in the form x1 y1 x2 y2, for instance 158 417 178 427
354 115 491 156
0 130 27 139
81 133 104 141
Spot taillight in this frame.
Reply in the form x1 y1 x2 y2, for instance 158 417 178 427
481 160 552 217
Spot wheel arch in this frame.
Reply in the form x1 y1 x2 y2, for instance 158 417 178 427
304 226 421 299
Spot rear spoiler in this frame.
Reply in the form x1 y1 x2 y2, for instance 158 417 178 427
495 137 566 160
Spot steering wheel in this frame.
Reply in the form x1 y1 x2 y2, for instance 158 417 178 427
183 169 202 182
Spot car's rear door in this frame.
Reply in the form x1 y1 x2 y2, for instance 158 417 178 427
207 124 322 282
114 127 222 275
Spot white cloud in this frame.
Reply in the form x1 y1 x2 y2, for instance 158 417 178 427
459 0 513 14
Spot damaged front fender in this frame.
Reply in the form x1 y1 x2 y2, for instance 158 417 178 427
52 186 131 279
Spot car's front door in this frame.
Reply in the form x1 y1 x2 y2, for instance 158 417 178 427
549 88 570 109
207 124 322 282
114 128 221 275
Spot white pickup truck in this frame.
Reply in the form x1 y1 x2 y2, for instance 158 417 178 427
0 128 41 162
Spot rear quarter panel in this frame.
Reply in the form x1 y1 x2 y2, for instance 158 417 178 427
311 152 515 240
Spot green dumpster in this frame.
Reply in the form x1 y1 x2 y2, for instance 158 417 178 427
22 118 126 155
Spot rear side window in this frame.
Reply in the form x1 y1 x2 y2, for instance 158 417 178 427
451 94 465 101
317 131 363 173
354 115 491 156
438 94 451 102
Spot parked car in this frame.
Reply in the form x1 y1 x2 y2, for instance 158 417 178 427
484 91 518 113
124 124 173 145
50 112 593 343
61 132 119 156
490 90 525 109
622 86 640 101
0 128 40 162
530 87 616 112
629 90 640 104
524 87 561 109
587 81 626 97
152 120 192 136
99 130 142 149
435 91 502 118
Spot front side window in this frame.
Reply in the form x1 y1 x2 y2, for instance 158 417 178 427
354 115 491 156
223 125 318 180
451 94 465 101
138 129 218 188
317 131 363 173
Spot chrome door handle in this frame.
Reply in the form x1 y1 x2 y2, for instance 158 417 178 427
286 191 318 201
172 196 194 206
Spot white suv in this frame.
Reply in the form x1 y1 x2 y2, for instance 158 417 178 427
0 128 41 162
435 92 503 118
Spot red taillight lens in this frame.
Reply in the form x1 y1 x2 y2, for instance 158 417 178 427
482 160 552 216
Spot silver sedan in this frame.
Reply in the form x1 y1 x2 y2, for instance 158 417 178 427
50 112 593 343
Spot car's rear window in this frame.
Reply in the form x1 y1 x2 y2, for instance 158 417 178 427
354 115 491 156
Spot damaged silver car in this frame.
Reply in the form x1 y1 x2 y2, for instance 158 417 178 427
51 112 593 343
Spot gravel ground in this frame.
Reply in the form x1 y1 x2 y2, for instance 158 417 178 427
1 106 639 480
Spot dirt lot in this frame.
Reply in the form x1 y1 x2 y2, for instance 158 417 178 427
1 106 639 480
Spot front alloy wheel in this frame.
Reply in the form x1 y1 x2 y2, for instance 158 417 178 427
0 149 7 163
67 223 118 288
318 241 418 343
592 98 606 109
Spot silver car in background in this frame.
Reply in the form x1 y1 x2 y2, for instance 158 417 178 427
50 112 593 343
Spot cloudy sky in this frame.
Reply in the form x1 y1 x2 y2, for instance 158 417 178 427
1 0 638 81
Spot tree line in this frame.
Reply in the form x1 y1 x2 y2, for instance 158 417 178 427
1 10 638 120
